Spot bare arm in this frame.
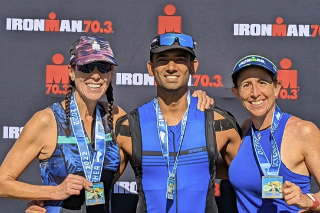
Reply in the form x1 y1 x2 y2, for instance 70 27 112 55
0 109 59 200
0 108 92 200
281 120 320 211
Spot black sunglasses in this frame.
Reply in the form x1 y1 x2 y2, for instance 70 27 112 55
75 62 113 74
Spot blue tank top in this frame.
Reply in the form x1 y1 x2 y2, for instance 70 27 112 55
136 96 218 213
229 113 311 213
40 102 120 213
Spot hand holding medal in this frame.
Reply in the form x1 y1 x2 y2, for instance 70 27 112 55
56 174 93 200
280 181 319 211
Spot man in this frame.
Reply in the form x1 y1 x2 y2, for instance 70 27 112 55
26 33 241 213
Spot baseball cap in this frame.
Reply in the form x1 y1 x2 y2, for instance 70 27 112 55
70 35 118 66
232 55 277 78
150 33 196 57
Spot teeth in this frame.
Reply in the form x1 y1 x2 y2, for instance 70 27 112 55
166 76 178 79
86 84 101 88
251 100 263 106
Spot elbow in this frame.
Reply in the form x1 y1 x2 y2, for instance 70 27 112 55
0 177 13 198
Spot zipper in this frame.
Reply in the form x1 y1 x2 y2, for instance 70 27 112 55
173 132 178 213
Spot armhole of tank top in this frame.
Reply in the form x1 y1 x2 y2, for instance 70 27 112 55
41 105 60 163
127 109 142 179
205 106 218 180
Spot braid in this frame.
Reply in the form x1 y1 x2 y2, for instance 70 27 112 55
105 82 115 139
65 80 74 137
106 82 114 129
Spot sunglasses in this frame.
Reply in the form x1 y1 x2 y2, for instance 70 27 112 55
154 33 196 49
75 62 113 74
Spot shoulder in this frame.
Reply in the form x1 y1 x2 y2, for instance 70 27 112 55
286 116 320 140
28 108 56 130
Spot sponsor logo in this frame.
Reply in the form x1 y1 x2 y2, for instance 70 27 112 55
158 5 181 34
115 73 222 88
234 17 320 37
46 54 69 96
3 126 24 139
114 181 221 196
6 12 113 34
277 58 299 100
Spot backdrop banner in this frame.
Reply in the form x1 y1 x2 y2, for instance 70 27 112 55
1 1 319 212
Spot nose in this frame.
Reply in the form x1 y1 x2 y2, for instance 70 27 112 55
251 83 261 98
166 61 177 73
88 66 103 80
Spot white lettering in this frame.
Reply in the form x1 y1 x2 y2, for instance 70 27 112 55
12 18 23 30
3 126 8 138
143 74 154 85
250 24 260 36
261 24 272 36
71 20 82 32
122 73 132 85
287 25 298 36
234 24 239 36
132 73 143 85
34 19 45 31
23 19 33 31
6 18 11 30
114 181 137 194
9 127 20 139
239 24 250 36
299 25 309 37
60 20 71 32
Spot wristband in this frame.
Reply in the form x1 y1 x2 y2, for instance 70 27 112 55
306 193 319 210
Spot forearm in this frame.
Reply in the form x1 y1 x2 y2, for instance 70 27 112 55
0 179 58 200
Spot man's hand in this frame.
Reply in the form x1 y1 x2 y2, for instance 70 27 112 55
55 174 92 200
192 90 214 111
280 181 312 210
26 200 46 213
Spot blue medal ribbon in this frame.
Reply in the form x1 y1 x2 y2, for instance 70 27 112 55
251 105 283 176
70 93 106 182
153 91 191 180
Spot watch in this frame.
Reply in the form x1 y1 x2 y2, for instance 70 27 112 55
306 193 319 210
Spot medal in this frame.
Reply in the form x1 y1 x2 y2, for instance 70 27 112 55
70 93 107 206
154 91 191 200
166 177 175 200
262 176 283 199
85 182 106 206
251 105 284 199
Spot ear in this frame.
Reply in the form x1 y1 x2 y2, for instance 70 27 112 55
68 65 75 81
232 87 241 100
109 65 115 79
274 81 282 97
190 59 199 75
147 61 154 77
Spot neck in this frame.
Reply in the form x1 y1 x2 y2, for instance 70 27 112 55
74 91 97 121
157 87 189 126
251 105 276 131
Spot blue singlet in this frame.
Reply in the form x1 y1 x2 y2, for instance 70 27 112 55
40 102 120 213
229 113 311 213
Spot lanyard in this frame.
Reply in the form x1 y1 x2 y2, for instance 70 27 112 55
70 93 106 182
153 91 191 179
251 105 283 176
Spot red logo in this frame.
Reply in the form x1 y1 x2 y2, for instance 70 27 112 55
277 58 299 100
46 54 69 96
158 5 181 34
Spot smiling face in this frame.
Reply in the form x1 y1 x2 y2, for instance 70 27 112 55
147 49 198 92
68 64 114 102
232 66 281 119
